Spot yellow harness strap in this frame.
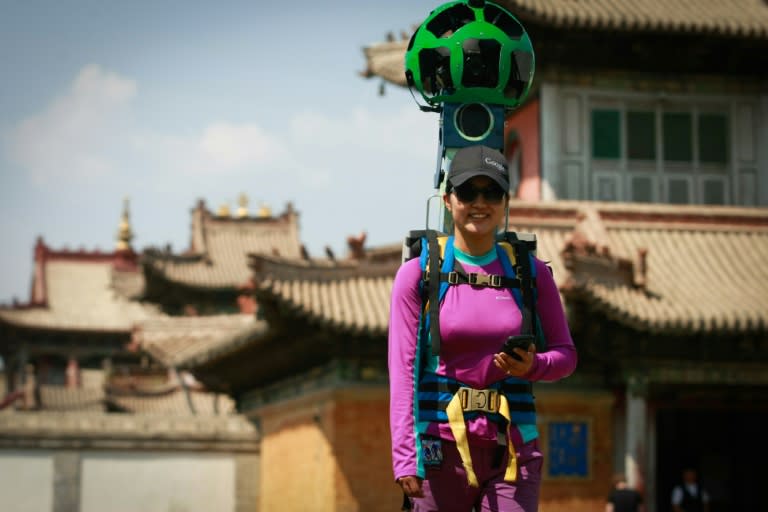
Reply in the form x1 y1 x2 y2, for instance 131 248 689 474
445 392 517 487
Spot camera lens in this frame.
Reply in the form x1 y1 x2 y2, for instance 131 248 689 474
454 103 493 141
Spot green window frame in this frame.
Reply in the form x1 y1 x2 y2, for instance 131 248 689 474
663 112 693 162
591 109 620 159
699 113 729 164
627 111 655 160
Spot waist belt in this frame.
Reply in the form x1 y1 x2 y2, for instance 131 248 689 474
418 378 535 424
457 387 500 414
416 374 536 487
446 387 517 487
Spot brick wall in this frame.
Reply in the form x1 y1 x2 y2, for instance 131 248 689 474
537 388 616 512
258 397 335 511
254 385 614 512
331 388 400 512
255 387 399 512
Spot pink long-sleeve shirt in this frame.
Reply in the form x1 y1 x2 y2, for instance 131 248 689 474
388 252 577 481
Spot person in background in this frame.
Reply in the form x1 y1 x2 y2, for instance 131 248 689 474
605 473 644 512
388 144 578 512
671 467 710 512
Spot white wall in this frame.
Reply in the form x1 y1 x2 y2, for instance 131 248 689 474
0 451 54 512
81 452 235 512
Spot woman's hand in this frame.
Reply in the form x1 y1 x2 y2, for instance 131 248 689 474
398 476 424 498
494 344 536 377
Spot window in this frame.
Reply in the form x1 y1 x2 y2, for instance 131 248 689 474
667 177 691 204
699 114 728 164
588 101 732 205
630 175 655 202
702 177 727 204
627 111 655 160
591 110 620 159
663 112 693 162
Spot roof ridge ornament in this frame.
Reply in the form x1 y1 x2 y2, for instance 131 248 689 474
115 197 134 251
237 193 249 218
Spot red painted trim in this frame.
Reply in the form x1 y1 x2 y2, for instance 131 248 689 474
504 98 541 200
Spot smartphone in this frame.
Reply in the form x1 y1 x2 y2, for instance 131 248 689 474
501 335 534 361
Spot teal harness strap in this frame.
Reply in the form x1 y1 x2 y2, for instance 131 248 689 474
496 243 525 313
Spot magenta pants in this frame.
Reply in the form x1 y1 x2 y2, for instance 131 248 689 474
410 438 543 512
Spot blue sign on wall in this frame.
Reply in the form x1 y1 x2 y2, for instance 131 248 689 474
547 420 589 478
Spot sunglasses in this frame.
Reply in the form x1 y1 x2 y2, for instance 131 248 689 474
451 182 506 203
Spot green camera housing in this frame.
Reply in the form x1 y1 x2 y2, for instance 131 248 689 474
405 0 535 109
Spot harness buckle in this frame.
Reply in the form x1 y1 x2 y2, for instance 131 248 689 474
448 272 459 284
468 273 503 288
457 387 499 414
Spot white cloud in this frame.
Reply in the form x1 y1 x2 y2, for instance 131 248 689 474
287 104 437 189
200 122 280 169
132 121 289 177
5 64 136 183
291 105 436 153
3 60 436 203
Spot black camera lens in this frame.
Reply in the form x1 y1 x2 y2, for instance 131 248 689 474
454 103 493 140
461 38 500 88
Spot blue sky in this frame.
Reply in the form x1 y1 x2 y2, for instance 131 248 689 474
0 0 447 303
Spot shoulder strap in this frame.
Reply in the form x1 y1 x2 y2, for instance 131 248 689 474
497 233 538 338
426 231 442 356
512 240 536 337
410 229 449 357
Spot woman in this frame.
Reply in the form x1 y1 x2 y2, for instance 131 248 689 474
388 144 577 512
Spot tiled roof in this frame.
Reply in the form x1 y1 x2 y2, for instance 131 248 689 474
359 0 768 86
244 201 768 340
111 267 146 300
0 257 163 332
360 39 409 87
134 314 266 368
501 0 768 38
142 200 303 290
39 386 104 412
34 384 236 416
250 255 400 337
107 389 236 415
558 202 768 334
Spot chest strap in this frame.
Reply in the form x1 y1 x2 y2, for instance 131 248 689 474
423 269 527 289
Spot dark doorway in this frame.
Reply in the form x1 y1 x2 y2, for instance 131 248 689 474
656 405 768 512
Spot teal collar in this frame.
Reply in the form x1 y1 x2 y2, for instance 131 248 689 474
453 245 497 266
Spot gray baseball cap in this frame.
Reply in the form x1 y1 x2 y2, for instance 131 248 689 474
447 145 509 191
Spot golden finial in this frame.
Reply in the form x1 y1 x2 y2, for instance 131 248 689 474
217 203 231 217
115 197 134 251
257 202 272 218
237 193 249 218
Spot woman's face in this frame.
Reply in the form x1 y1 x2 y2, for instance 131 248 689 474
444 175 507 244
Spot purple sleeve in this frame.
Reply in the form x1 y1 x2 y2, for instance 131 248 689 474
387 258 424 481
523 258 578 382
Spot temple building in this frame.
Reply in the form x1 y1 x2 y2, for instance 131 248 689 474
1 1 767 511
